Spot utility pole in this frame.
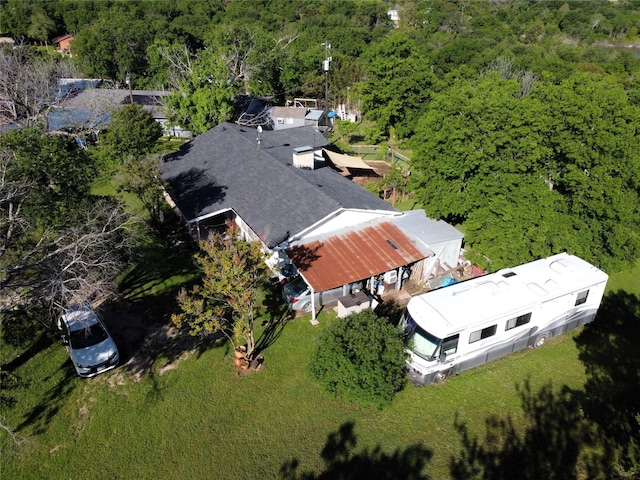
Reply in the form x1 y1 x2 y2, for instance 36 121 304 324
125 73 133 104
322 42 331 139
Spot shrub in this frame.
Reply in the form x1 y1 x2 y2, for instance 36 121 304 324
310 310 408 407
99 103 163 161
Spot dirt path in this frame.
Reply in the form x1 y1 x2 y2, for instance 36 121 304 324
102 304 199 383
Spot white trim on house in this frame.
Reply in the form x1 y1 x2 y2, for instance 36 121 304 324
287 208 402 246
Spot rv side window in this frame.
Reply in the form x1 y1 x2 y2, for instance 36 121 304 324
441 335 459 356
575 290 589 306
469 325 497 344
505 312 532 331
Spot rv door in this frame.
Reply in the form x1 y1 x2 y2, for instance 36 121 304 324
438 334 460 363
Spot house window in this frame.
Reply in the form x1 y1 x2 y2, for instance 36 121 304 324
505 312 532 331
469 325 497 344
575 290 589 306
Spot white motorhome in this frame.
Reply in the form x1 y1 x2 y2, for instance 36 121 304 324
399 252 608 386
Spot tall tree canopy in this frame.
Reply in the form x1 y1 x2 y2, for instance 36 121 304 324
1 129 137 320
359 31 435 140
99 102 163 160
411 72 640 271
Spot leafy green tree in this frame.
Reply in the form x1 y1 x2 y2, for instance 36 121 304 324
202 21 292 96
26 7 56 45
99 103 163 161
464 180 582 271
71 9 153 81
534 73 640 271
411 75 552 222
411 71 640 271
114 153 166 226
171 228 268 362
359 31 436 139
310 310 407 408
163 46 235 134
0 128 98 228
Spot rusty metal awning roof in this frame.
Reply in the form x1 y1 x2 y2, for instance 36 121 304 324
286 222 431 292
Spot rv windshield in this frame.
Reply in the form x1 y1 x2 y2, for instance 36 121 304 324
399 310 441 362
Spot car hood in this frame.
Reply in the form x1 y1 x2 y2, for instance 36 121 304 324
71 337 118 366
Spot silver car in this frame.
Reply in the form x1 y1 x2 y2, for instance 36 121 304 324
58 304 119 378
282 276 365 312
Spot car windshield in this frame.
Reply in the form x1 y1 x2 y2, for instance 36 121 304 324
289 277 308 296
69 323 108 349
399 310 441 361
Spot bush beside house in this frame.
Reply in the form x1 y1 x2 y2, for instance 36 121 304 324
310 310 408 408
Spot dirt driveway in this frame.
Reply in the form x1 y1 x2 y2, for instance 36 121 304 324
101 303 201 382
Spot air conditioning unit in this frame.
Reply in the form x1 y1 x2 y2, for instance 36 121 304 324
384 270 398 284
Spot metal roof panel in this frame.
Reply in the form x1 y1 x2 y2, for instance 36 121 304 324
286 222 428 291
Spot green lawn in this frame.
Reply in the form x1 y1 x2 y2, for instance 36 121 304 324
4 258 636 478
1 307 590 479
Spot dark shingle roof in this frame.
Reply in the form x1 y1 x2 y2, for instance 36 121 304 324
160 122 397 248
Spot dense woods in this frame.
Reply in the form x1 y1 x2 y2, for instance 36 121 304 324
1 0 639 273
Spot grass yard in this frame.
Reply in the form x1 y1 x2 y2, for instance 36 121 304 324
1 306 590 479
5 261 636 478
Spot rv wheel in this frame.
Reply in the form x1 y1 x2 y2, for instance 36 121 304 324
302 302 313 313
433 371 448 384
534 333 550 349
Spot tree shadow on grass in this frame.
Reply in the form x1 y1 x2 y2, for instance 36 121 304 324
14 360 76 436
281 422 432 480
450 380 606 480
573 290 640 471
117 227 199 326
450 290 640 479
254 280 296 356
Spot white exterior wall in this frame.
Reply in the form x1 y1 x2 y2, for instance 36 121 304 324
233 214 260 243
292 209 400 243
419 238 464 282
272 117 305 130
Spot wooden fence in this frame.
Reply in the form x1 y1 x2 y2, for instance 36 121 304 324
345 144 410 166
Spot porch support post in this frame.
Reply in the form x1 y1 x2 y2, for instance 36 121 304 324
310 287 318 325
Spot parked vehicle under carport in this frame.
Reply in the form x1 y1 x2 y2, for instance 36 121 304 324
282 276 364 312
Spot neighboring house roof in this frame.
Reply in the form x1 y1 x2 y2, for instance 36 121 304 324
271 106 307 119
305 109 324 121
160 122 397 248
48 88 168 131
286 220 429 292
0 122 20 134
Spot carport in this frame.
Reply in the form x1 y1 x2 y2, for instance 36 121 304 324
285 221 433 323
